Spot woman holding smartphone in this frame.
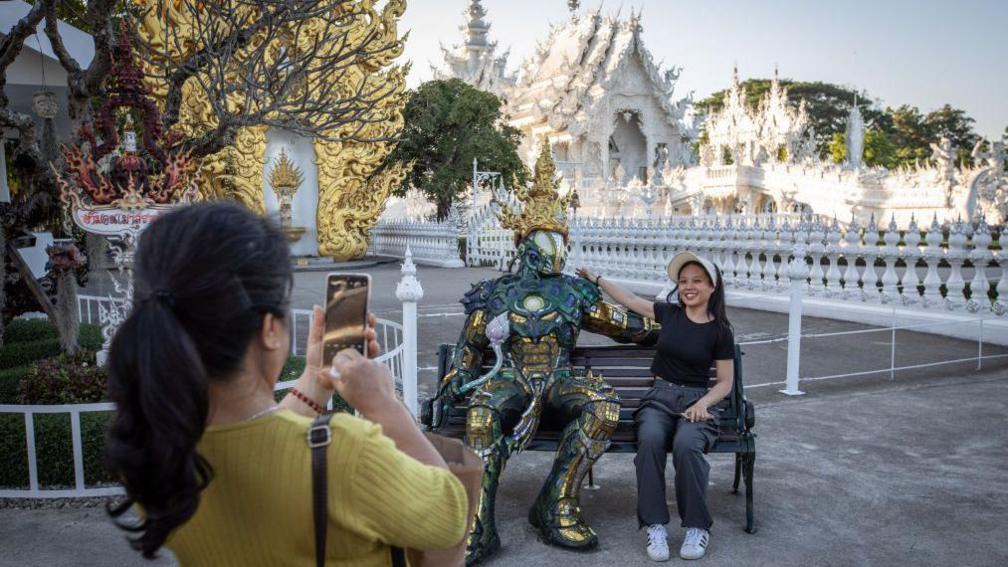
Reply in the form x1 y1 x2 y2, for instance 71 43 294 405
105 202 467 566
577 251 734 562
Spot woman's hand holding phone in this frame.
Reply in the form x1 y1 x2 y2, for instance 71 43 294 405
324 348 397 417
282 306 381 417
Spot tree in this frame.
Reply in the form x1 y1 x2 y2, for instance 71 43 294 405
0 0 406 344
389 79 527 219
863 127 898 168
876 104 930 167
924 104 979 165
828 132 846 164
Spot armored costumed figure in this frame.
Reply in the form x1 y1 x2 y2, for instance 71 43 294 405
432 145 660 564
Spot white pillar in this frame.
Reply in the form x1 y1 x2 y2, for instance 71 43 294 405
781 242 807 396
395 246 423 417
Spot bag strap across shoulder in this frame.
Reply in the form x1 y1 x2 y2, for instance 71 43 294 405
308 413 406 567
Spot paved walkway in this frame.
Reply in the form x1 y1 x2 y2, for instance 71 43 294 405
7 265 1005 566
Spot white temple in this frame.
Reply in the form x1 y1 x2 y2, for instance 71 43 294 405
435 2 694 187
505 7 694 186
426 1 1008 226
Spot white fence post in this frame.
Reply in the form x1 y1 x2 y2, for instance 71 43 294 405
395 247 423 417
781 242 807 396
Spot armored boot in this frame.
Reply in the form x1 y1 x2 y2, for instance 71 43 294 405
528 399 619 549
465 402 508 565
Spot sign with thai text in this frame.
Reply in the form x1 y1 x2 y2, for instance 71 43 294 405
73 207 171 236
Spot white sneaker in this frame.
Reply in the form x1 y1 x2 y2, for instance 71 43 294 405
645 524 670 561
679 527 709 560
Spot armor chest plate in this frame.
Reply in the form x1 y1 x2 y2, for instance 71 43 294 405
487 278 584 366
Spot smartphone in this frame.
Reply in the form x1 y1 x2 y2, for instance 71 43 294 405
323 273 371 367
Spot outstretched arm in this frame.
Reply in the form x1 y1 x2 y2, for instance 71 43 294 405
576 267 655 319
582 299 660 346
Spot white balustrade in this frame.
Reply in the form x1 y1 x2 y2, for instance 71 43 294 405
861 215 881 302
901 217 922 306
945 221 967 309
368 219 464 268
560 213 1008 322
880 216 901 303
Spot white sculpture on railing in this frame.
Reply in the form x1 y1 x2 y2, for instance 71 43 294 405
845 103 865 169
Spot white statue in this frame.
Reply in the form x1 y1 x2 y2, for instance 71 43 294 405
972 140 1005 174
930 136 956 184
845 103 864 168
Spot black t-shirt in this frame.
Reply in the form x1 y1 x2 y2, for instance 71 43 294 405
649 302 735 387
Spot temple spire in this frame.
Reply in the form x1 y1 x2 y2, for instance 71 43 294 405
435 0 516 94
464 0 490 50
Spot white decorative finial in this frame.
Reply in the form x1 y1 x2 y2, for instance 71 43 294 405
402 246 416 275
396 246 424 302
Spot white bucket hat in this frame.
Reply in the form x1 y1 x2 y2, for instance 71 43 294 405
666 251 719 286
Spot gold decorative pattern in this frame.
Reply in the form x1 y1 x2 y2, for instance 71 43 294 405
312 0 409 259
270 148 304 192
499 143 574 243
135 0 409 258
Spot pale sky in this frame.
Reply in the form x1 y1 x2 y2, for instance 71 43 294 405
400 0 1008 139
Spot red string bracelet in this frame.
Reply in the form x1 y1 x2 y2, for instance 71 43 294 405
290 387 324 414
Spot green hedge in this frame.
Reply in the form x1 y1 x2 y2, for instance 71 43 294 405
0 321 103 403
0 411 114 488
5 319 59 343
0 366 29 403
0 339 64 370
0 321 103 371
3 319 102 349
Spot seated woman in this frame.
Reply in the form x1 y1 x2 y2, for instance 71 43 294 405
577 252 734 562
105 202 467 566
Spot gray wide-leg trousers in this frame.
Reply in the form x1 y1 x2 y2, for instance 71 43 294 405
634 404 717 530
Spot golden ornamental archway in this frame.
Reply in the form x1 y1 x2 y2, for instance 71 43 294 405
135 0 409 260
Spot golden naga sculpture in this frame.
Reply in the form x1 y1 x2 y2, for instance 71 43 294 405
498 142 574 243
135 0 409 260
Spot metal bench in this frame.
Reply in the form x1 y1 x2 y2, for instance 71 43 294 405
421 343 757 533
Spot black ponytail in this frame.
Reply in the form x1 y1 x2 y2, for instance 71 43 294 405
706 265 733 333
104 202 291 557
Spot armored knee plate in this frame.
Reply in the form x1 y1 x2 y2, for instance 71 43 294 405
582 398 620 438
466 402 503 460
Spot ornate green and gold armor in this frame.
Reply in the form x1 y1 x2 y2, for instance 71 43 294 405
432 145 659 565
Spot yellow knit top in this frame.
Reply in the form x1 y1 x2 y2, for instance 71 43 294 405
166 409 468 567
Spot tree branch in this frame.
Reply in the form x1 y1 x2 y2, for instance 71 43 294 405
0 1 47 107
81 0 119 95
42 0 82 76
